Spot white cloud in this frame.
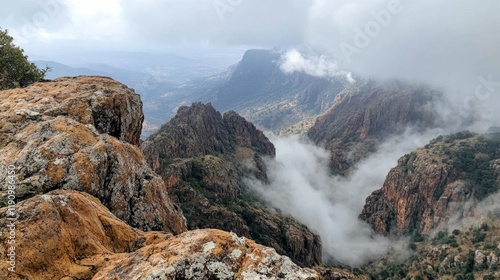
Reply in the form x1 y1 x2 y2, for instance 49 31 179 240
279 49 355 82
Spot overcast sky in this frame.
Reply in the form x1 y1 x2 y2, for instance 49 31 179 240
1 0 499 117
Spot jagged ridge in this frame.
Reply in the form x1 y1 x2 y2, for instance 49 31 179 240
141 102 323 267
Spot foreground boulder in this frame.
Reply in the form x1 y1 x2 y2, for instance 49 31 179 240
0 76 186 233
0 190 319 280
0 190 171 279
93 229 319 280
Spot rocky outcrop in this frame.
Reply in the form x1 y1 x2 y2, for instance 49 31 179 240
141 103 322 267
360 132 500 235
0 76 186 233
0 190 320 280
0 76 143 146
0 190 171 279
93 229 319 280
308 79 441 175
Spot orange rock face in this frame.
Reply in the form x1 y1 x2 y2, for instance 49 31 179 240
0 190 171 279
360 133 500 235
0 77 325 279
360 151 456 235
0 76 186 233
0 76 143 146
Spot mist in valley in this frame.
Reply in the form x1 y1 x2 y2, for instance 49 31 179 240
247 127 448 266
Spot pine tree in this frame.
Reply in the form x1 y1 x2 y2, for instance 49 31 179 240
0 28 47 90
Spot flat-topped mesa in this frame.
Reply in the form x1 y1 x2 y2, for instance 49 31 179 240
0 76 186 234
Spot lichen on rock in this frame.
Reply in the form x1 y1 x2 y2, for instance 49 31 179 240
0 76 186 233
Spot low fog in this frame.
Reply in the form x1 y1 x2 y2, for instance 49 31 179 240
247 128 447 266
442 191 500 235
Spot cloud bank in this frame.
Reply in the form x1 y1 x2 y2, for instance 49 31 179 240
2 1 499 119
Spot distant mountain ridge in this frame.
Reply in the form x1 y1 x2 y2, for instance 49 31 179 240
34 60 109 79
149 49 351 135
307 78 444 175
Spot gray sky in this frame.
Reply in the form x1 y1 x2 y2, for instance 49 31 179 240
1 0 499 122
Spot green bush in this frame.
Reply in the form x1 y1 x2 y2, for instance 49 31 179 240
472 229 486 243
435 231 447 240
0 28 47 89
411 232 426 243
480 223 489 231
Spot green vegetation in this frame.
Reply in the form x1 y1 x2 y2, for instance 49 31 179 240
432 230 459 248
427 132 500 201
363 222 500 280
0 197 8 208
0 28 47 90
450 137 499 200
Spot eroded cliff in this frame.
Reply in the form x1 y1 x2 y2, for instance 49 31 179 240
307 79 441 175
360 132 500 235
141 102 322 267
0 76 186 233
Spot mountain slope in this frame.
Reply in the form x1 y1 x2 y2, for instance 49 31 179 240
307 78 443 175
141 102 322 267
149 49 351 134
360 132 500 235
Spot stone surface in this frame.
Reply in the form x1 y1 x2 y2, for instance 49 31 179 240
92 229 320 280
0 190 171 280
0 76 186 233
0 190 320 280
0 76 143 146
